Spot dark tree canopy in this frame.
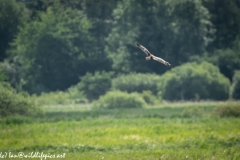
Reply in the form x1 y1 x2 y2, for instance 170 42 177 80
106 0 214 74
0 0 27 61
8 3 94 93
0 0 239 96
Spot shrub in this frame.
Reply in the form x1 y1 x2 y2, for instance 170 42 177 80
0 82 42 117
140 90 160 105
67 86 88 103
213 39 240 80
92 90 146 109
4 116 33 125
32 86 88 105
213 102 240 118
33 91 74 105
77 71 114 101
0 66 7 82
181 106 204 118
112 73 161 95
230 70 240 99
158 62 230 101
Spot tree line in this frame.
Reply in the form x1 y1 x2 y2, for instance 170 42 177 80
0 0 240 95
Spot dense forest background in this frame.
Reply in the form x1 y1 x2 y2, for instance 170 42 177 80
1 0 240 103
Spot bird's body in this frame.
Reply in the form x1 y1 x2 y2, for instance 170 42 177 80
136 43 171 66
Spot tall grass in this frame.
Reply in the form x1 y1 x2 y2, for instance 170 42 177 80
213 101 240 117
0 118 239 159
0 101 239 160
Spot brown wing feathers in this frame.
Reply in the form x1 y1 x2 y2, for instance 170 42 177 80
136 43 171 66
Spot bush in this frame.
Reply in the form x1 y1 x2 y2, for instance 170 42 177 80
112 73 161 95
33 91 74 105
0 66 7 82
230 70 240 99
92 90 146 109
158 62 230 101
32 86 88 105
67 86 88 103
77 71 114 101
140 90 160 105
4 116 34 125
213 39 240 80
0 82 42 117
213 102 240 118
181 106 204 118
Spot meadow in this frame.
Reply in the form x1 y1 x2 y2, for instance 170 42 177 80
0 101 240 160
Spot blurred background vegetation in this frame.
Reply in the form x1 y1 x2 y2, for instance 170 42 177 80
0 0 240 117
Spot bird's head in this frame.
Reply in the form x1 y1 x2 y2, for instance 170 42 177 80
136 43 140 47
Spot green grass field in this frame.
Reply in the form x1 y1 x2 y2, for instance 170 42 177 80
0 101 240 160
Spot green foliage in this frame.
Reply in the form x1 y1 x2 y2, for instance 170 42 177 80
203 0 240 50
0 0 28 61
0 82 42 117
37 101 235 121
8 2 95 93
32 86 89 105
67 86 88 104
0 57 25 91
106 0 214 73
213 102 240 118
4 116 34 125
1 0 240 101
81 0 117 72
33 91 74 105
213 38 240 80
230 70 240 99
1 108 240 159
158 62 231 101
92 90 146 109
112 73 161 95
0 66 7 82
140 90 160 105
181 106 204 118
77 71 114 101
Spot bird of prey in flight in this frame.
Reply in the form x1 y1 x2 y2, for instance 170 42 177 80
136 43 171 66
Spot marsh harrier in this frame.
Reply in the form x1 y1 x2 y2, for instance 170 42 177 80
136 43 171 66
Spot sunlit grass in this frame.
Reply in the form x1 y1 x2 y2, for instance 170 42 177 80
151 100 239 108
0 101 240 159
43 103 92 112
0 118 240 159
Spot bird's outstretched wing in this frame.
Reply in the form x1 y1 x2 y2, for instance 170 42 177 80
136 42 171 67
136 43 151 56
152 55 171 66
